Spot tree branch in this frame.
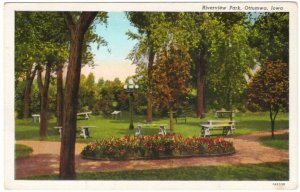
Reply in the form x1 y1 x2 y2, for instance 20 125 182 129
77 12 98 35
30 64 38 80
62 12 76 36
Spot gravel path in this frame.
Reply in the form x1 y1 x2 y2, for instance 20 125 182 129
15 129 289 178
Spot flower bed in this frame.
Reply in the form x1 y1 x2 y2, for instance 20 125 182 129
81 134 235 160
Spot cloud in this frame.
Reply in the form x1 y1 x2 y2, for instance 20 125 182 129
81 59 136 82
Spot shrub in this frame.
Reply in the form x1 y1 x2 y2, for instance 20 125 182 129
81 134 235 160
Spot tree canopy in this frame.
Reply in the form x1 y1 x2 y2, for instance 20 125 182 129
250 12 289 63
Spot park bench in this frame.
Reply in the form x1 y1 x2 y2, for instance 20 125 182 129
54 126 62 138
137 123 168 136
215 110 235 121
174 112 187 124
158 125 167 135
200 120 235 137
77 112 92 120
32 114 40 123
135 125 143 136
79 126 95 139
111 110 122 119
174 107 192 124
54 126 95 139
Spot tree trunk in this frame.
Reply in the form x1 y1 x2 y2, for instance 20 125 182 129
169 111 175 133
56 64 64 126
37 62 51 139
269 106 279 139
146 47 155 123
23 65 37 119
60 12 98 180
196 49 206 118
271 120 275 139
39 90 49 138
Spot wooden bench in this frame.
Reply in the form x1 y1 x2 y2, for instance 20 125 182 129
215 111 235 121
174 109 191 124
158 125 167 136
77 112 92 120
54 126 62 138
200 120 235 137
32 114 40 123
174 113 187 124
138 123 168 135
79 126 95 139
135 125 143 136
111 110 122 119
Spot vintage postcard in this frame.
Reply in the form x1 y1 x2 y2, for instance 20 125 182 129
3 1 298 190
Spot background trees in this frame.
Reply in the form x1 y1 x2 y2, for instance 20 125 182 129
247 62 288 138
15 12 69 137
250 12 289 63
128 12 258 118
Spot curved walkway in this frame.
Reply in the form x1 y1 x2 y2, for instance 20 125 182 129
15 129 289 178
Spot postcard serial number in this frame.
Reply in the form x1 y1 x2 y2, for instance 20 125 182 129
273 183 285 186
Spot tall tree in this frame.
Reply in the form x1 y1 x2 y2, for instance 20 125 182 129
128 12 200 120
190 12 256 116
247 62 288 138
127 12 162 123
60 11 99 179
205 13 257 110
152 43 191 133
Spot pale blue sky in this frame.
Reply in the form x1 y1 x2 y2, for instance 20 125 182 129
83 12 138 81
91 12 138 61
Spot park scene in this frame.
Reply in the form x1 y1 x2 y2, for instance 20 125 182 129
14 11 289 181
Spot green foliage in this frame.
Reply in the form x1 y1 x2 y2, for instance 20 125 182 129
15 81 25 118
15 12 69 75
127 12 260 112
98 78 127 115
200 13 257 110
78 73 97 112
250 12 289 63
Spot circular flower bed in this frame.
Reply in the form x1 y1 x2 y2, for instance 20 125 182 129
81 134 235 160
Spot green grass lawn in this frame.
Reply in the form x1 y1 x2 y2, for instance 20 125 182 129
15 111 289 144
23 162 289 180
15 144 33 159
259 133 289 150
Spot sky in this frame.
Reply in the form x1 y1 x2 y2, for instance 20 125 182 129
81 12 138 82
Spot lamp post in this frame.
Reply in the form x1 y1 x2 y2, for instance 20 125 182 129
124 79 139 130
